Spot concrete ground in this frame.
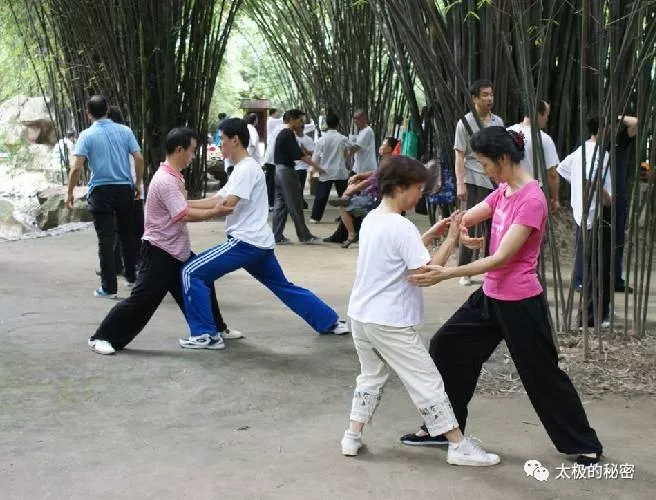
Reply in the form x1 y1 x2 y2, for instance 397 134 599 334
1 209 654 500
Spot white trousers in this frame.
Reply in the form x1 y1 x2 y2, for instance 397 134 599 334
349 319 458 436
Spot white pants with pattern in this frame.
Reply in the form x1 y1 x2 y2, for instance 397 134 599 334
349 319 458 436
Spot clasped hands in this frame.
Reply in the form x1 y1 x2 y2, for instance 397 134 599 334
410 211 483 287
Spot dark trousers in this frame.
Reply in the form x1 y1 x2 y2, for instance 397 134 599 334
458 183 493 266
615 195 628 286
580 208 612 326
296 169 308 209
272 165 313 242
92 241 227 350
311 179 348 221
429 288 602 455
264 163 276 208
88 185 137 293
113 199 145 273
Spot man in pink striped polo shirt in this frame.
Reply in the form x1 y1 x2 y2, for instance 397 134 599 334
88 127 238 355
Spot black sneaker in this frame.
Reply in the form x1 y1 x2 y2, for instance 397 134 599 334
400 425 448 446
615 283 633 293
575 452 601 466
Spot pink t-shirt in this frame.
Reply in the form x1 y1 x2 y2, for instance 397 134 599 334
482 180 547 301
142 163 191 261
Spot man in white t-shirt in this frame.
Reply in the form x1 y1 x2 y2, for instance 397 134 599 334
246 113 262 165
179 118 349 349
507 100 560 211
350 110 377 174
263 108 284 209
294 124 315 210
310 113 350 222
557 114 612 328
51 131 76 171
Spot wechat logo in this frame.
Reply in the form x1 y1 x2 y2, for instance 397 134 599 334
524 460 550 482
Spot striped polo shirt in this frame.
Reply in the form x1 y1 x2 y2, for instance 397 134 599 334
142 163 191 261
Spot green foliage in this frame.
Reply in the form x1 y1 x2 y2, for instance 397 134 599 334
0 3 42 102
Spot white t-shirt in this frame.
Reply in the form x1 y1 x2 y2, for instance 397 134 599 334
51 138 75 167
216 156 275 249
348 210 430 327
264 117 284 165
129 155 144 198
352 126 377 174
247 124 261 165
557 141 611 230
312 129 350 181
507 123 559 183
294 134 315 171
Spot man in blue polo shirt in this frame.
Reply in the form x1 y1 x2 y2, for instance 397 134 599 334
66 95 144 298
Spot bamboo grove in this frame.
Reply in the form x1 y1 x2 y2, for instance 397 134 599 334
9 0 656 348
11 0 242 196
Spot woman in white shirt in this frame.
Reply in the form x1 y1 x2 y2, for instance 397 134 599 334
341 155 499 467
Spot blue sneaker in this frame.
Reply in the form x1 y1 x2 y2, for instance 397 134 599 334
179 333 225 350
94 287 117 299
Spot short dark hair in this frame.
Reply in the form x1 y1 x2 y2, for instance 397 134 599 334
326 113 339 129
586 113 600 136
377 156 429 197
269 108 277 116
470 126 524 163
107 105 124 124
537 100 549 115
218 112 227 120
247 113 258 125
470 79 494 98
86 95 108 119
384 136 399 151
165 127 197 155
284 109 305 123
221 117 249 148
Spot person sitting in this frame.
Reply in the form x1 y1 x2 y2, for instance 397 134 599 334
329 137 398 248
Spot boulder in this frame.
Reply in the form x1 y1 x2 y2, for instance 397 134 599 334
0 198 32 239
18 97 55 145
35 185 91 230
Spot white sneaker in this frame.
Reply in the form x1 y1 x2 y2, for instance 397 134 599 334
330 320 350 335
447 436 500 466
341 430 363 456
601 318 611 328
458 277 472 286
179 333 225 350
88 338 116 355
221 329 244 340
309 219 319 224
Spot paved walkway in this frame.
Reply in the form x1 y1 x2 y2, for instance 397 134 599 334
1 212 653 499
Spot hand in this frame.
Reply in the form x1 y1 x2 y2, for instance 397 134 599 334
460 226 484 250
426 217 451 239
135 186 142 201
65 192 74 209
446 210 464 240
457 182 467 202
318 168 327 176
213 202 234 216
348 175 359 185
550 198 560 212
408 264 450 287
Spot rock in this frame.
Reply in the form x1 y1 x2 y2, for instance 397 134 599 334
18 97 55 146
0 198 33 239
35 185 91 230
0 96 29 146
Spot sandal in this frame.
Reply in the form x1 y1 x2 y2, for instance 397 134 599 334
341 238 356 248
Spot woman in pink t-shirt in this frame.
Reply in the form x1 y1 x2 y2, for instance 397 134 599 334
400 126 603 466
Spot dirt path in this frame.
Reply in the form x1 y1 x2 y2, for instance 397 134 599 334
1 212 653 499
